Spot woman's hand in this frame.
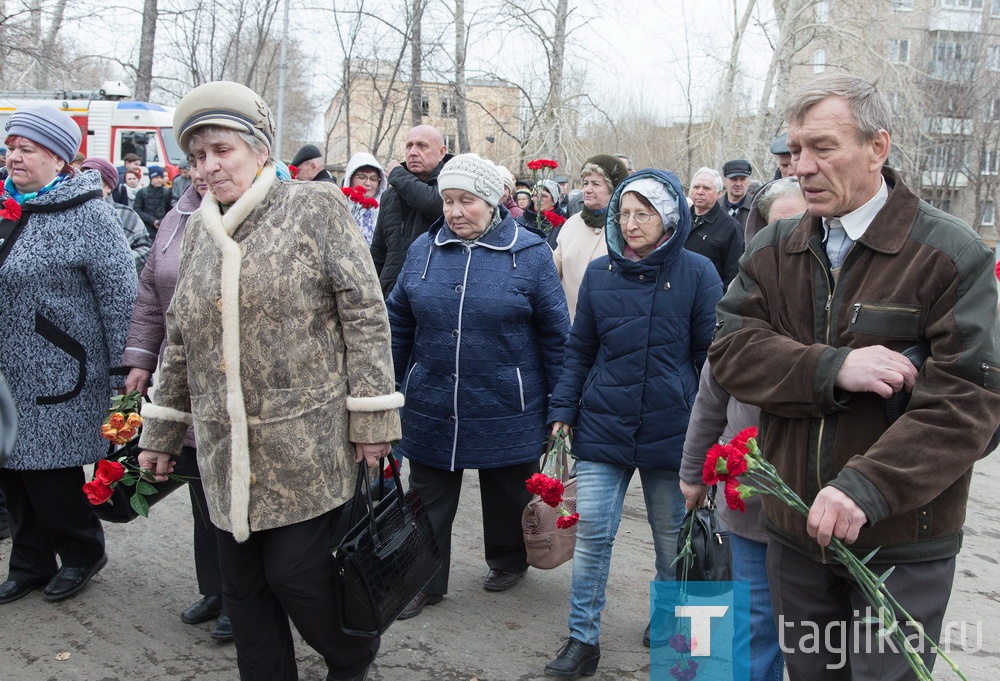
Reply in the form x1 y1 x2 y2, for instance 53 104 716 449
355 442 392 469
551 422 571 437
125 368 152 395
680 480 709 511
137 450 175 481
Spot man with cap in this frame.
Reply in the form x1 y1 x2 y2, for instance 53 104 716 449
289 144 335 182
81 157 152 273
719 159 753 229
132 165 174 238
771 133 794 180
370 124 452 297
171 160 192 200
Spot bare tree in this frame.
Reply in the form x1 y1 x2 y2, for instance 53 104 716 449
453 0 469 153
409 0 424 126
134 0 158 101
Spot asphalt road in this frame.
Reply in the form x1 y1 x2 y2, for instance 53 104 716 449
1 456 997 681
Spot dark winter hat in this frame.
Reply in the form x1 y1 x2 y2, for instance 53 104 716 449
80 157 119 191
291 144 323 167
581 154 629 190
770 133 790 156
148 165 165 179
553 174 569 185
722 159 752 178
438 153 504 207
4 104 81 164
173 81 275 152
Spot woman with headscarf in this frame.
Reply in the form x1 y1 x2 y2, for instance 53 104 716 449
137 81 400 681
387 153 569 620
0 105 136 605
552 155 629 324
543 170 723 679
342 152 386 245
121 164 234 641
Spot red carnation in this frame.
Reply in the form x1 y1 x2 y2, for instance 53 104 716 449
724 477 746 513
540 478 565 508
730 427 758 453
0 198 21 222
383 457 401 480
726 449 749 477
556 512 579 529
526 473 551 496
288 164 299 179
543 210 566 228
702 444 730 486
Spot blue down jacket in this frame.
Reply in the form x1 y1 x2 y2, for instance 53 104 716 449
387 205 570 471
548 169 723 470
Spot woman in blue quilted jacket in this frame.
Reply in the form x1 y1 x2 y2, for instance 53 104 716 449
543 170 723 679
387 153 570 620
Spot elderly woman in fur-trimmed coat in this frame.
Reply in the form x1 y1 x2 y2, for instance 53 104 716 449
0 105 136 606
137 82 401 681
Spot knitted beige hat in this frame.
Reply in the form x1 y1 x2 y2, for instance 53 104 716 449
172 81 275 152
438 153 503 207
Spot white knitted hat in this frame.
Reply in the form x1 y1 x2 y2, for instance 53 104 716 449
438 153 503 207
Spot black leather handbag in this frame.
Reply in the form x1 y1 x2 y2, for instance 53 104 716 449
93 433 185 523
675 487 732 582
333 457 442 637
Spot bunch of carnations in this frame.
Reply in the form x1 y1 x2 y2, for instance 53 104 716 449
524 429 579 529
706 427 967 681
525 158 562 237
288 164 299 179
100 390 144 446
0 197 22 221
341 185 379 209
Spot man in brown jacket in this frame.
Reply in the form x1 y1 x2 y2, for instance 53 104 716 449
709 74 1000 679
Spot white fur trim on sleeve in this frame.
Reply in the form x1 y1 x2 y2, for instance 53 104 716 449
142 402 195 426
346 392 405 412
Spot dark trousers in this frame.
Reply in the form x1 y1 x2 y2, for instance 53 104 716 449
216 507 378 681
174 446 224 611
768 540 955 681
408 459 536 595
0 466 105 583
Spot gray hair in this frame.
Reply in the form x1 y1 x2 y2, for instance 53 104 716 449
580 162 615 192
185 125 275 166
784 75 892 142
756 178 802 223
691 167 723 193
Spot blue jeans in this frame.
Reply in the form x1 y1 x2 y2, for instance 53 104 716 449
567 460 686 645
731 534 784 681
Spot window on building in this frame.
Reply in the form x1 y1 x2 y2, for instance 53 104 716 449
443 134 457 151
982 200 996 226
929 197 953 214
986 97 1000 120
889 39 910 63
993 0 1000 15
988 46 1000 71
816 0 829 22
941 0 984 8
441 96 457 117
813 48 827 73
934 36 964 62
982 149 999 175
892 0 914 9
929 141 967 171
420 96 429 117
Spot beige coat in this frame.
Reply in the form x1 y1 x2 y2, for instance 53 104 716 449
552 212 609 324
140 165 401 541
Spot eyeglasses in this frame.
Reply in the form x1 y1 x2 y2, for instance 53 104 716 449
352 173 380 183
616 211 655 225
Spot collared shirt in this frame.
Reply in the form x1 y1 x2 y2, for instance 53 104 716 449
821 177 888 243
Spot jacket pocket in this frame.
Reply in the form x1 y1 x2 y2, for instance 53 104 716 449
34 312 87 405
848 302 921 339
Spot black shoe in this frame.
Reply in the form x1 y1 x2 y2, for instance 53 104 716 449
181 595 223 624
544 638 601 679
483 568 526 592
397 591 443 620
210 614 233 642
42 554 107 602
643 622 651 648
0 580 40 605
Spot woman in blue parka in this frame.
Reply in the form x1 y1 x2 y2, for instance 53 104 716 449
387 154 570 620
544 170 723 679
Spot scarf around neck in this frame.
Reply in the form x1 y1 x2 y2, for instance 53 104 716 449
581 205 607 230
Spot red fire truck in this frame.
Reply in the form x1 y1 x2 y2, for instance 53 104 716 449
0 81 183 181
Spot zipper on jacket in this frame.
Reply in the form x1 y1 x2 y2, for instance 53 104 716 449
850 302 919 325
816 249 840 564
450 246 473 472
515 367 525 411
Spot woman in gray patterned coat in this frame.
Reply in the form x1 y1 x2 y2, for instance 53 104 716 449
0 105 137 605
137 82 401 681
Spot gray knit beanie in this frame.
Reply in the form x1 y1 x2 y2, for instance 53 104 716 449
5 104 81 164
438 153 504 207
538 179 562 205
